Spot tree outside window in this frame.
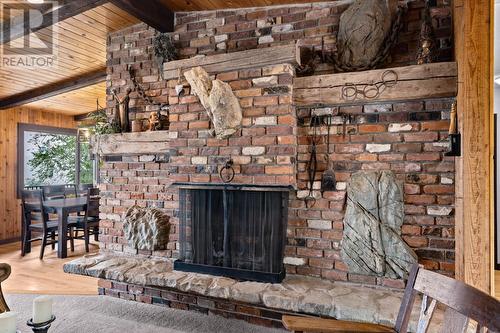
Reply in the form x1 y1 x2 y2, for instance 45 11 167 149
18 124 93 194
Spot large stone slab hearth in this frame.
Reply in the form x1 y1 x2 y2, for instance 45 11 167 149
64 253 443 331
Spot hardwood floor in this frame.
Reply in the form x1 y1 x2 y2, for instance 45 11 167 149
1 238 498 299
0 241 98 295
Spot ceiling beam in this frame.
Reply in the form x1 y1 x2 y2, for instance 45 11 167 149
110 0 175 32
1 0 108 45
0 67 107 110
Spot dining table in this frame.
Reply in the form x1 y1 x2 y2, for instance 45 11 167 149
42 197 88 259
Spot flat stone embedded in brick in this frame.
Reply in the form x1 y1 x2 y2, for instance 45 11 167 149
271 24 293 33
191 156 208 164
427 206 453 216
255 116 277 125
259 35 274 44
283 257 306 266
366 144 391 153
242 146 265 155
441 177 454 185
139 155 156 162
312 107 336 116
214 34 228 43
336 182 347 191
307 219 332 230
388 123 413 132
252 76 279 87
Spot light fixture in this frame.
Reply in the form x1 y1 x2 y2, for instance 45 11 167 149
27 0 44 3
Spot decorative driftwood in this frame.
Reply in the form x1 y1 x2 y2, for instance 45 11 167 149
91 131 173 156
123 206 170 251
184 67 242 139
294 62 458 107
112 88 132 133
163 44 298 80
337 0 393 69
0 263 11 313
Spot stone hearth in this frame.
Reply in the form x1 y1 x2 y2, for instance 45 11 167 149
64 254 443 331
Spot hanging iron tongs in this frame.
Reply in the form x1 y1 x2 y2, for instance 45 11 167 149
305 116 322 208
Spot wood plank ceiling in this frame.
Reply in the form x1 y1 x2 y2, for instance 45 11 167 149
0 0 331 116
0 2 139 115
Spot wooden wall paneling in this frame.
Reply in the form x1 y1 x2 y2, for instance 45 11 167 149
0 107 76 242
453 0 493 294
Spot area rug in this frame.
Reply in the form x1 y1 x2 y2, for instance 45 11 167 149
5 294 284 333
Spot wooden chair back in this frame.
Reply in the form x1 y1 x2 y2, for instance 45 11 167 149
64 184 77 198
78 183 93 196
0 263 10 313
395 264 500 333
21 189 49 231
86 188 100 219
42 185 67 201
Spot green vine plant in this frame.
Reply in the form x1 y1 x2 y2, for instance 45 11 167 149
81 100 120 136
154 33 178 79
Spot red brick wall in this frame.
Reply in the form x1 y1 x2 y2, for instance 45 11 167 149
101 1 455 287
288 99 455 287
173 0 452 69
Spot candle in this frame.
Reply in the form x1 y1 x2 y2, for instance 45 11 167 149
0 311 17 333
33 296 53 324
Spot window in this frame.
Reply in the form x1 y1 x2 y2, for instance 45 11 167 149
17 124 93 194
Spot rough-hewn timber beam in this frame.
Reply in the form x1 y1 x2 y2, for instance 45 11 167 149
110 0 175 32
0 67 106 110
294 62 458 107
1 0 108 45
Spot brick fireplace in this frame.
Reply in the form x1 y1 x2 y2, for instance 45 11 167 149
67 0 457 329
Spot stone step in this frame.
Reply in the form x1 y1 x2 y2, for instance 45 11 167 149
64 253 443 332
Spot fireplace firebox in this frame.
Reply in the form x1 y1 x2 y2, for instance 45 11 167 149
173 183 291 283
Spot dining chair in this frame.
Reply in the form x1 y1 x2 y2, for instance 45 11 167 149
70 188 100 252
282 264 500 333
21 189 76 259
77 184 94 197
64 184 77 198
42 185 67 201
0 263 10 313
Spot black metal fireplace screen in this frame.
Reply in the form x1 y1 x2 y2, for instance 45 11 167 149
173 183 291 283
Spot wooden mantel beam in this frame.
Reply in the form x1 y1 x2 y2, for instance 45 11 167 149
1 0 108 45
110 0 175 32
0 68 106 110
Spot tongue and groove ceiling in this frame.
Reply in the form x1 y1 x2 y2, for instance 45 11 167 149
0 0 330 116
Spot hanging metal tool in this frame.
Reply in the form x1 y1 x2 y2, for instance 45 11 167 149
321 115 336 193
445 101 461 156
305 116 321 208
219 159 235 183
